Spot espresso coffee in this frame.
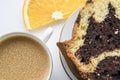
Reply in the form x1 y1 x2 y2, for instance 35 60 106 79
0 35 50 80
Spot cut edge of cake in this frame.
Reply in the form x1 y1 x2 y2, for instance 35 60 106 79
57 1 94 78
57 0 120 79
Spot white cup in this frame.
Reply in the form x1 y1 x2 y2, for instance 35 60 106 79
0 32 53 80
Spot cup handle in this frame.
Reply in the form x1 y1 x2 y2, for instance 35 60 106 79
40 27 53 43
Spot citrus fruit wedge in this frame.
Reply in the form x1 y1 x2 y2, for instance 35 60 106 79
23 0 87 30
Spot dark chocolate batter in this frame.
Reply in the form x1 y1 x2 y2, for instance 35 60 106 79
75 3 120 64
88 56 120 80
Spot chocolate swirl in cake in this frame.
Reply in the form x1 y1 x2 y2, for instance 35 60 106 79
57 0 120 79
75 3 120 64
87 56 120 80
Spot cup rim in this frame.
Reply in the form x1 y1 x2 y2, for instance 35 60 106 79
0 32 53 80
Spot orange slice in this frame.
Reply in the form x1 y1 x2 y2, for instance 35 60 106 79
23 0 87 30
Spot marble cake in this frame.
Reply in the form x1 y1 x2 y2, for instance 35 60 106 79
57 0 120 80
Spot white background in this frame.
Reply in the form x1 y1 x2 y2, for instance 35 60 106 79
0 0 70 80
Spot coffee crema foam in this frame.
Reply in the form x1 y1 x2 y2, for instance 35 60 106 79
0 36 50 80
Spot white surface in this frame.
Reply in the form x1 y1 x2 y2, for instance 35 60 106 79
0 0 70 80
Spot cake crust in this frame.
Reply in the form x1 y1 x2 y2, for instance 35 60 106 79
57 0 120 79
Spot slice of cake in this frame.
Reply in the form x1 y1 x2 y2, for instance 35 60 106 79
57 0 120 80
